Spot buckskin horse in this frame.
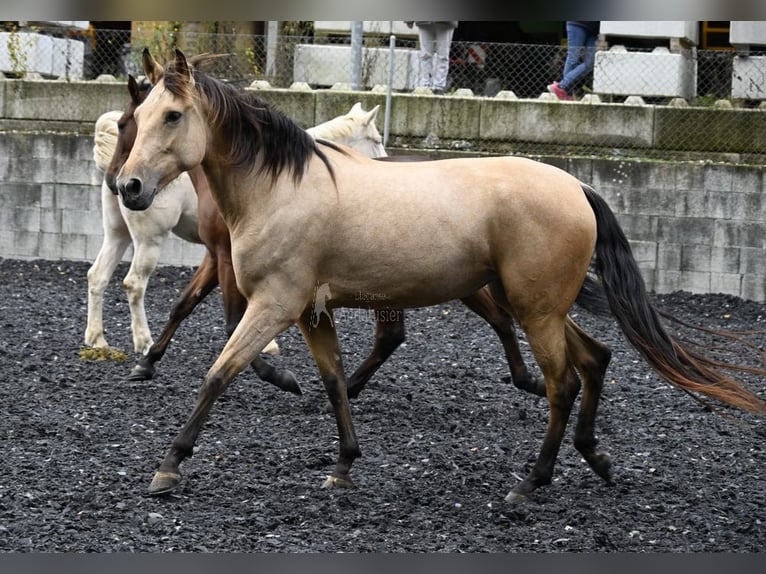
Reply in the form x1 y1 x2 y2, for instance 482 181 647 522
116 49 765 502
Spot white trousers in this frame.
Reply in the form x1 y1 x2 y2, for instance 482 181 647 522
416 23 455 90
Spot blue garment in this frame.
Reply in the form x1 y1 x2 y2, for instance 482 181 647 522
559 21 599 94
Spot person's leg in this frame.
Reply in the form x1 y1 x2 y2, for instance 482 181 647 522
560 27 596 94
417 25 437 88
561 22 587 81
432 23 455 91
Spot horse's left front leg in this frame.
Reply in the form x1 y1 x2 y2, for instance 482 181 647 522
297 309 360 488
123 236 165 354
148 300 294 496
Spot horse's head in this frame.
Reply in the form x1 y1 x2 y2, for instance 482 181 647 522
116 48 208 211
308 102 386 159
345 103 386 158
103 74 151 195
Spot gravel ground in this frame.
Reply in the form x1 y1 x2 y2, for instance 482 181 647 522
0 257 764 552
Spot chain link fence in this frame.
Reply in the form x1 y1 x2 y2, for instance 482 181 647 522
3 26 765 162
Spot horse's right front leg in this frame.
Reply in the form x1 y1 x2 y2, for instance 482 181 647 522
346 309 406 399
148 301 294 495
460 286 546 397
128 251 219 380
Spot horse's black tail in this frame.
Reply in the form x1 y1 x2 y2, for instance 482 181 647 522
580 183 766 414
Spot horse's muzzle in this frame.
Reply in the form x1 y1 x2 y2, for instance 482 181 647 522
118 177 153 211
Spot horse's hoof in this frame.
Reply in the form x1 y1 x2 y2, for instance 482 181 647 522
321 475 354 489
504 490 528 504
592 453 614 484
128 363 155 381
262 339 280 356
275 370 302 396
148 470 182 496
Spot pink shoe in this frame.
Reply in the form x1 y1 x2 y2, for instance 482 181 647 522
547 82 573 101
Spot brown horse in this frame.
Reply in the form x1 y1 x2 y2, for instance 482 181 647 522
117 49 765 502
105 73 605 398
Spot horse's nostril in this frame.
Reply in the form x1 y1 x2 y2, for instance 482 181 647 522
123 178 142 197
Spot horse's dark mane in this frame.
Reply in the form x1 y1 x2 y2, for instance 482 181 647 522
162 61 340 186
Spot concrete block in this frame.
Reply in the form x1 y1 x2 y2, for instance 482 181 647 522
711 246 741 274
673 190 709 218
0 32 54 76
59 233 87 261
739 247 766 275
479 98 654 148
0 230 14 257
681 243 711 272
714 221 765 248
50 37 84 78
1 78 127 122
593 46 697 99
675 163 705 191
654 269 683 293
0 183 42 208
292 44 418 90
40 208 61 234
13 206 41 233
732 56 766 100
628 240 657 265
638 266 656 292
13 229 40 258
741 275 766 302
61 208 95 235
710 273 742 296
681 270 712 294
314 21 417 38
657 217 714 245
389 93 481 140
245 86 316 131
656 106 766 154
313 91 386 126
39 232 64 260
730 21 766 49
657 243 681 270
600 21 699 45
613 213 659 243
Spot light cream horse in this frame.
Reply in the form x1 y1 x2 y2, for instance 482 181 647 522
85 99 384 355
117 50 765 503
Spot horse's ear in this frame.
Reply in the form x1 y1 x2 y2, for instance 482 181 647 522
174 48 193 83
127 74 140 103
142 48 164 84
350 102 363 113
365 105 381 126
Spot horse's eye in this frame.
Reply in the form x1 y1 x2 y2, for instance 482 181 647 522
117 121 126 133
165 111 182 124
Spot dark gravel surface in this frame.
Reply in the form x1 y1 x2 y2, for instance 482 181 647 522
0 257 764 552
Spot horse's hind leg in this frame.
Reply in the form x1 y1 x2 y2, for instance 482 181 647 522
565 318 613 484
217 256 301 395
505 315 582 502
346 309 406 399
128 252 220 380
297 310 360 488
460 287 545 397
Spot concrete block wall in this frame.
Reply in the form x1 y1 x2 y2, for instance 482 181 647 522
2 78 766 301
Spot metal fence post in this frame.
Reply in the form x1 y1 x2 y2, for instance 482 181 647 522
351 21 363 90
266 21 278 77
384 34 396 148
